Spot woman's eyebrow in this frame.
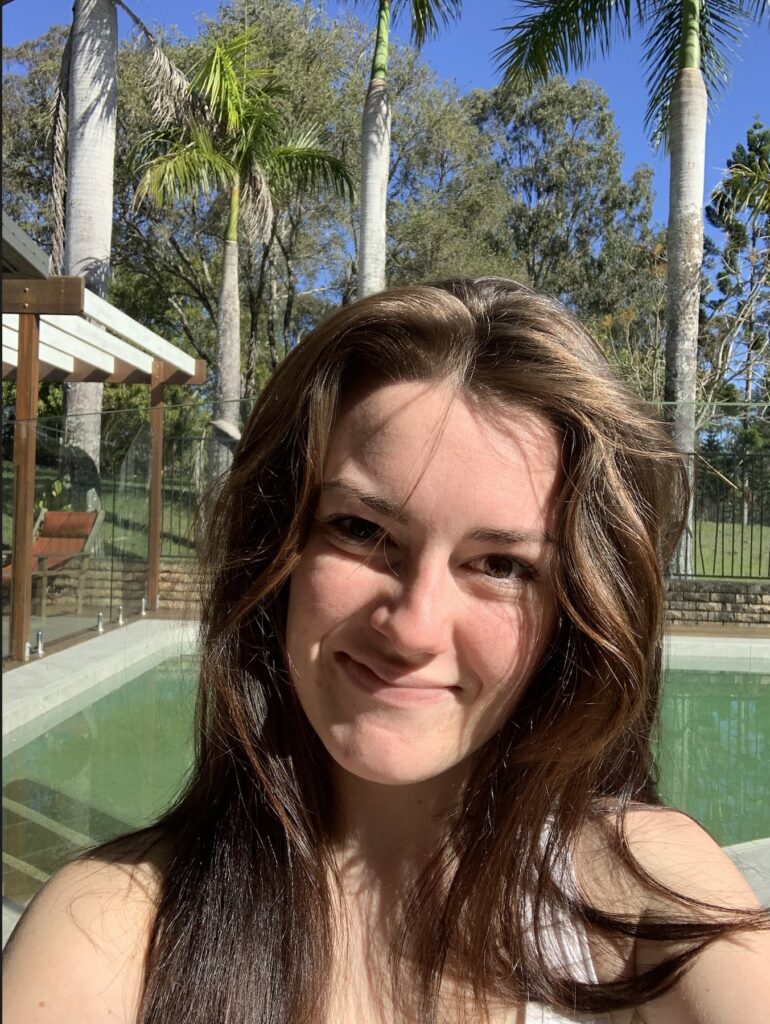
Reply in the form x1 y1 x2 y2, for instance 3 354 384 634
467 527 555 546
322 480 554 544
321 480 408 523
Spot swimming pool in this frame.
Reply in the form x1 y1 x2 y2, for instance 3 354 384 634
3 647 768 914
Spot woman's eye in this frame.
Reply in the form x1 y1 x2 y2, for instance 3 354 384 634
473 554 535 584
326 515 384 545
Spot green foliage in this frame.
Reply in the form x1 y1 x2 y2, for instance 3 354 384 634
35 476 72 514
493 0 764 148
701 121 769 423
2 26 69 239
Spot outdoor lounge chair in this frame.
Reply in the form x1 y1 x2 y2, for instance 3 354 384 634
2 508 104 616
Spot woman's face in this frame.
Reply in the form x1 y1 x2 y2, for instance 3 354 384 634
286 381 562 786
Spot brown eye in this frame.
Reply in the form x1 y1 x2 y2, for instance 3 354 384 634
469 554 536 585
328 515 384 544
484 555 518 579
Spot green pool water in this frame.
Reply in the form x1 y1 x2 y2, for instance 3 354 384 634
3 660 768 908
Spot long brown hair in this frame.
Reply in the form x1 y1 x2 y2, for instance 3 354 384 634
113 280 761 1021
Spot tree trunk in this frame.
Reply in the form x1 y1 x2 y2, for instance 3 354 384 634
212 184 242 479
358 1 391 298
664 66 707 576
62 0 118 513
266 260 279 370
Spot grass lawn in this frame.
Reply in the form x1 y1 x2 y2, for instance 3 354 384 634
2 466 197 560
693 520 770 579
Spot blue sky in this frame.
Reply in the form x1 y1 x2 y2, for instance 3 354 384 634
3 0 768 228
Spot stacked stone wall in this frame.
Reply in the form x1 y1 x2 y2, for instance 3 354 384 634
665 578 769 626
50 558 767 625
45 558 199 618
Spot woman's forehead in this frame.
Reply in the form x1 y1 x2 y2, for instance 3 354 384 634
330 381 559 464
324 381 562 531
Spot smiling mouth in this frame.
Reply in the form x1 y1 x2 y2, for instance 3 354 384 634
335 652 459 705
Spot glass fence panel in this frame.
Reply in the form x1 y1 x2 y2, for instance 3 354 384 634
3 398 768 660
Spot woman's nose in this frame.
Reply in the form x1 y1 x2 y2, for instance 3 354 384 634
369 557 454 660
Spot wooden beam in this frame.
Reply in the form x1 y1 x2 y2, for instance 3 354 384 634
3 277 84 316
160 358 207 386
108 358 152 384
2 212 50 279
147 359 164 611
9 313 40 662
2 359 156 385
68 358 111 383
84 289 197 376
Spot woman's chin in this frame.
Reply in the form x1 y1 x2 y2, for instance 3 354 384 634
325 734 463 788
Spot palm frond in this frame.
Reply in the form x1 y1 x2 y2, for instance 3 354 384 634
146 41 199 129
49 25 72 275
113 0 197 129
493 0 638 89
190 42 245 134
188 29 276 135
741 0 769 20
391 0 463 46
240 164 275 246
643 0 750 148
133 128 237 210
264 128 356 203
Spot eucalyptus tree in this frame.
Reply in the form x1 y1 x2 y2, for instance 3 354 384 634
353 0 462 297
133 30 353 465
494 0 768 468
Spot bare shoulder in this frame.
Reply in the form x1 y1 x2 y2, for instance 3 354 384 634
576 805 760 911
2 838 168 1024
615 806 760 911
576 806 770 1023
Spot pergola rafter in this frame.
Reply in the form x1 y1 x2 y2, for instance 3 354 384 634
2 215 207 663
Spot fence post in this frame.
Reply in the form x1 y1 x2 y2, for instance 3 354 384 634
9 313 40 662
148 360 164 611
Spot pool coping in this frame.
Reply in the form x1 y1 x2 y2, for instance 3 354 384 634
2 618 199 754
664 633 770 672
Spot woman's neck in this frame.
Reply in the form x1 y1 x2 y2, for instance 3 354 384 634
331 761 469 892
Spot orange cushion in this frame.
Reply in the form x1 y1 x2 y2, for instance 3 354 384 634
39 511 97 539
33 537 85 557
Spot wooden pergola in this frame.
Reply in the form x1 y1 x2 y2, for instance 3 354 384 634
2 214 206 662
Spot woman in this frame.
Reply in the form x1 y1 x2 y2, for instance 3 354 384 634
4 279 768 1023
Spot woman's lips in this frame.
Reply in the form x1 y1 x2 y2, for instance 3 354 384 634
335 652 459 706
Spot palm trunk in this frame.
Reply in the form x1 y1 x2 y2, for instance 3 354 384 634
358 1 391 298
62 0 118 513
664 21 707 575
213 183 242 478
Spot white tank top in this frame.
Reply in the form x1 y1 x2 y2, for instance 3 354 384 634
521 887 617 1023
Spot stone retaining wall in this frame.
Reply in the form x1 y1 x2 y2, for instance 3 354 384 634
57 559 767 625
665 578 769 626
47 558 200 617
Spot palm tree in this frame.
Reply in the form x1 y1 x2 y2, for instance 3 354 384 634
52 0 190 510
354 1 463 298
134 31 353 471
52 0 118 510
494 0 767 466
